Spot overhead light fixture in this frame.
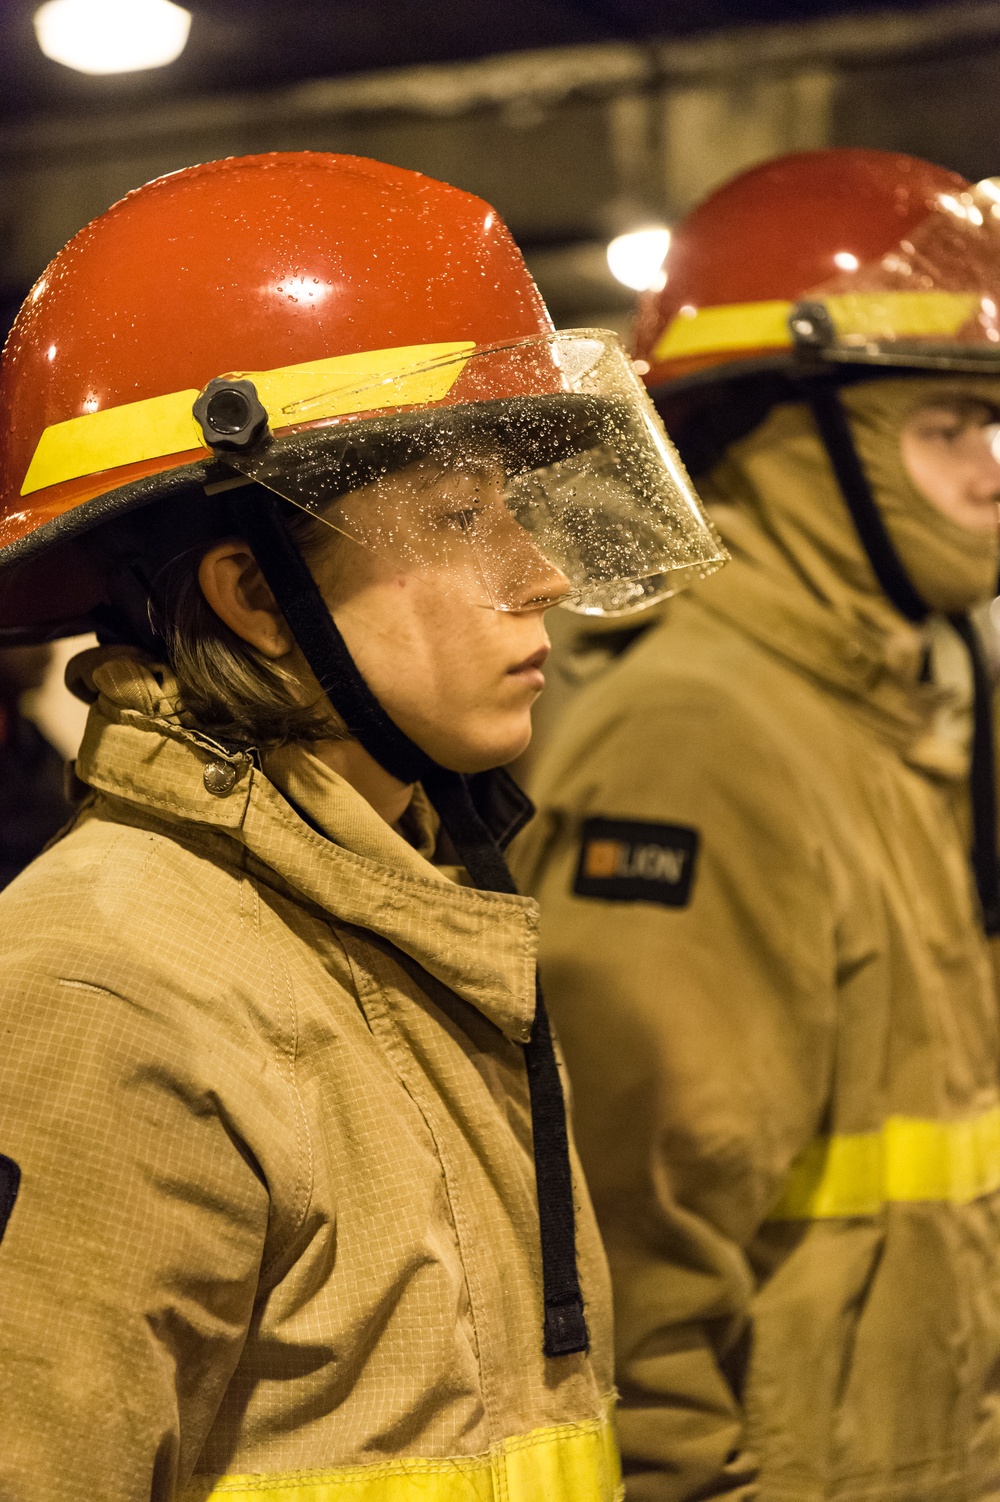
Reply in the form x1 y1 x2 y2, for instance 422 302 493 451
606 228 671 293
34 0 192 75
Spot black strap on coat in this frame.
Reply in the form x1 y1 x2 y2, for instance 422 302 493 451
420 764 589 1355
803 383 1000 936
231 485 589 1357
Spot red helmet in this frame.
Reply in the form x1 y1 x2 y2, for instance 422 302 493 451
0 152 551 637
0 150 721 637
635 148 1000 401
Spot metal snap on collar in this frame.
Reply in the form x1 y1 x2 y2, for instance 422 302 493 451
203 759 238 796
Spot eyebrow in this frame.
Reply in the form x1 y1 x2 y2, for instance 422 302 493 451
914 398 999 424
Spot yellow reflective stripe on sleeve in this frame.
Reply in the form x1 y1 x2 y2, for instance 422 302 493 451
20 340 475 497
181 1412 623 1502
650 290 981 364
768 1103 1000 1219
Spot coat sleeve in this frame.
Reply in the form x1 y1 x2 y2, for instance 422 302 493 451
515 681 839 1502
0 953 275 1502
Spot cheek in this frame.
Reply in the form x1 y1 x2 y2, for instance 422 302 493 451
326 575 541 769
900 439 956 511
333 577 498 706
403 594 507 704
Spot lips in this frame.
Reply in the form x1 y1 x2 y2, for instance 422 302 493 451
508 646 550 675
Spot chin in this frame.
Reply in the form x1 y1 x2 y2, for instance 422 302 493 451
423 714 533 774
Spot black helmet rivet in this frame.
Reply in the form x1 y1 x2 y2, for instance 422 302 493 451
193 377 271 452
206 387 252 435
788 299 836 352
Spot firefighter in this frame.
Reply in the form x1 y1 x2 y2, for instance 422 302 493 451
0 152 724 1501
514 149 1000 1500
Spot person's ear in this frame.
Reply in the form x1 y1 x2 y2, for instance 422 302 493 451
197 540 294 659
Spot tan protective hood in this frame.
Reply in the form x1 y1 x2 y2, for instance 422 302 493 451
841 377 1000 614
693 378 1000 774
702 377 1000 629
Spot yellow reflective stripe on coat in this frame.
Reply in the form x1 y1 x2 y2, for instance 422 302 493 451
181 1413 623 1502
651 291 980 363
768 1103 1000 1219
20 340 475 497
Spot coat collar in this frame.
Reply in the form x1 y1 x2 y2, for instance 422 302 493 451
689 504 969 776
72 651 539 1044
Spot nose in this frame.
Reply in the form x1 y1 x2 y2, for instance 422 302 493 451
519 553 573 611
497 515 572 611
473 471 572 610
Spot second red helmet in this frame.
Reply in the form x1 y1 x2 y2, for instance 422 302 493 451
635 148 1000 400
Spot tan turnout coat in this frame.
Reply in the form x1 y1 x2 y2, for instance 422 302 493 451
0 652 618 1502
514 401 1000 1502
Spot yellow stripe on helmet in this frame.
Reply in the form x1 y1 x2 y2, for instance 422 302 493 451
651 291 981 365
768 1102 1000 1219
652 299 794 361
20 341 476 498
21 386 205 500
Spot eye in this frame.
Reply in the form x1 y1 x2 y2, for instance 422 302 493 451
913 418 964 444
910 401 997 444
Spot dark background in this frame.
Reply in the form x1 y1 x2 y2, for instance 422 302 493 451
3 0 1000 332
0 0 960 119
5 0 1000 748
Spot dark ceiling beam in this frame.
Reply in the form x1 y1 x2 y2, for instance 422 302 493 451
4 1 1000 157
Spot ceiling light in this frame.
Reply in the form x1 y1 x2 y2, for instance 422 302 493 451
833 251 859 271
607 228 671 293
34 0 191 75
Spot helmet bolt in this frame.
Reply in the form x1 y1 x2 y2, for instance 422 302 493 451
788 300 836 352
207 388 252 434
193 377 271 452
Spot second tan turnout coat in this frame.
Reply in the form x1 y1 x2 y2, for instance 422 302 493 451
515 400 1000 1502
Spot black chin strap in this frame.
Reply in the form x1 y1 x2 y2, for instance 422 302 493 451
232 489 434 787
804 383 1000 936
231 486 589 1357
807 383 929 625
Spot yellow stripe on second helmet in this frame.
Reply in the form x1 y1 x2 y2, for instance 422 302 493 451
20 341 476 498
651 291 981 365
651 299 793 362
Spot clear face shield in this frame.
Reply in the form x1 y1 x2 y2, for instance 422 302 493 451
217 330 725 616
789 180 1000 370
